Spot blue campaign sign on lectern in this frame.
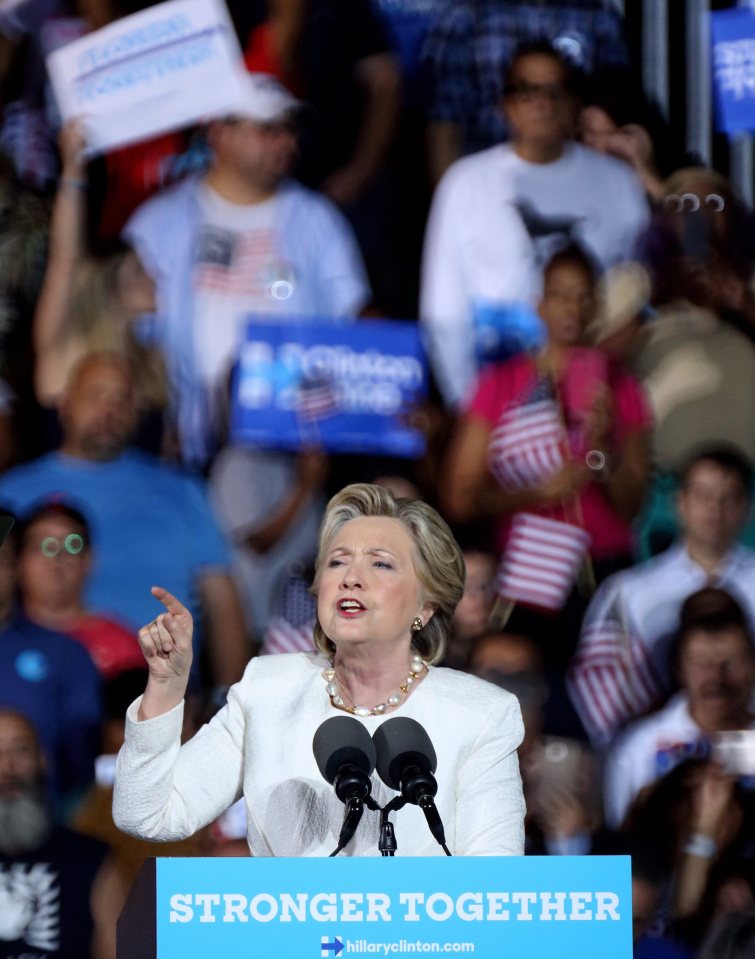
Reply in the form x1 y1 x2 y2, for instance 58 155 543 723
154 856 632 958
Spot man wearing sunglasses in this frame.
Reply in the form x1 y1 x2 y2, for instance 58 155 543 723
421 39 649 408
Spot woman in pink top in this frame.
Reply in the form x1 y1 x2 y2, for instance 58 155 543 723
443 245 651 716
444 243 651 571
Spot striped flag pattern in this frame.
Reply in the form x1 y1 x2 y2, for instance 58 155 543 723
264 616 316 654
263 570 317 655
496 513 591 612
567 594 662 744
297 373 339 422
489 375 566 490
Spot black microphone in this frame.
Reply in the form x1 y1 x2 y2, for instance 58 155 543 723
313 716 377 855
372 717 449 852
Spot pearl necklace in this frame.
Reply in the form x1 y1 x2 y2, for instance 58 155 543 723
322 654 427 717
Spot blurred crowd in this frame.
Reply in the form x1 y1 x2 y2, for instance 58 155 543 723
0 1 754 957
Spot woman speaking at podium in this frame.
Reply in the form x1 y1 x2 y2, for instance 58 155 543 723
113 484 525 856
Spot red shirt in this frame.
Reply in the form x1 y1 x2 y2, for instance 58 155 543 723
467 351 651 560
68 615 146 680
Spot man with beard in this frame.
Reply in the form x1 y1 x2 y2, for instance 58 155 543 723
603 588 755 828
0 710 110 959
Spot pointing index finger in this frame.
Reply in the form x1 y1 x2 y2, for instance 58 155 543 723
151 585 189 618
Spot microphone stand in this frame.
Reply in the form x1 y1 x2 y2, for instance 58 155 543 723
378 796 405 856
328 764 382 857
331 792 451 857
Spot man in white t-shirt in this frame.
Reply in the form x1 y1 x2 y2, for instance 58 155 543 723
125 72 370 467
603 589 755 827
420 39 648 406
568 447 755 746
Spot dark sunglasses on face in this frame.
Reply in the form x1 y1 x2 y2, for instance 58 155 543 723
507 82 569 103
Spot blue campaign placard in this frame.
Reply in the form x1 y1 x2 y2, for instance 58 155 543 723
230 318 428 458
711 9 755 133
156 855 632 958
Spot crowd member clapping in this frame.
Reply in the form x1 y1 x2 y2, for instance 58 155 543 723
443 244 650 577
442 241 650 723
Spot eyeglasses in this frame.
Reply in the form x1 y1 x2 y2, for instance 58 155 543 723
506 82 569 104
226 117 298 136
664 193 726 213
30 534 86 558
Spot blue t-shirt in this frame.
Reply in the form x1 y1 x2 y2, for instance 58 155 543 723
0 614 101 799
0 450 231 634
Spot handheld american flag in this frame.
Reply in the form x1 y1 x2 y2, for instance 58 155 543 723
489 374 566 490
568 592 661 744
496 512 591 612
296 373 339 422
264 572 317 655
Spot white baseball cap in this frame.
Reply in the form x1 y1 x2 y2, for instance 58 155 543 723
233 72 302 124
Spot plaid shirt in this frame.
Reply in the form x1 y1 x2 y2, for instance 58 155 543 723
420 0 627 155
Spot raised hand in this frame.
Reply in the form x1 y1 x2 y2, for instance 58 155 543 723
58 117 88 177
690 761 736 843
136 587 193 720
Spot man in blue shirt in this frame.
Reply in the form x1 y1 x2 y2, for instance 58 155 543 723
0 353 249 690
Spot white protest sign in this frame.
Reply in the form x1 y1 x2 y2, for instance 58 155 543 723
46 0 248 154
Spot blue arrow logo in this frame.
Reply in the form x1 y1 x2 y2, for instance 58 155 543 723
321 936 344 956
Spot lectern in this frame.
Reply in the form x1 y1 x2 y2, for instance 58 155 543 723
117 854 632 958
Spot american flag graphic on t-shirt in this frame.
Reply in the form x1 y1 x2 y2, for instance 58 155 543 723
488 375 566 491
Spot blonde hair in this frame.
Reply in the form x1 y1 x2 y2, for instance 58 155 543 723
311 483 465 664
61 251 168 410
662 166 731 199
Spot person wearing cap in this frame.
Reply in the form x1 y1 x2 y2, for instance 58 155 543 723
124 71 371 469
